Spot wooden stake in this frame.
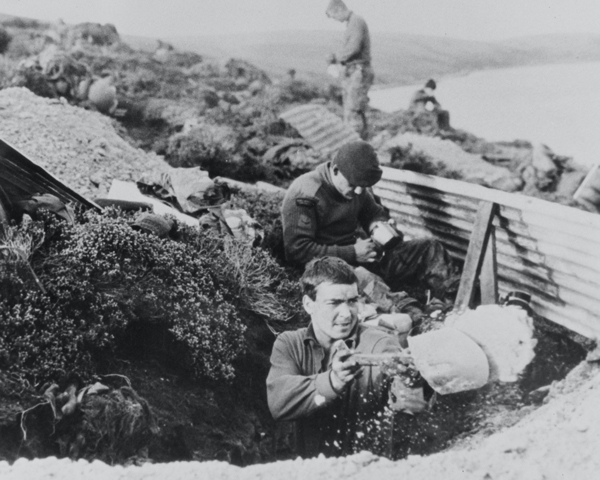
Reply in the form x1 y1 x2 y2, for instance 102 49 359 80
480 226 498 305
453 201 497 313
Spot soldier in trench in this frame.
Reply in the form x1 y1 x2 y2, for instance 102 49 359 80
266 256 428 457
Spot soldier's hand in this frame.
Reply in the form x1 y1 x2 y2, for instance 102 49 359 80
355 238 379 264
378 313 413 335
330 349 362 393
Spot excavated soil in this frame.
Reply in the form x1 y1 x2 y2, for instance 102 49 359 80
0 87 169 198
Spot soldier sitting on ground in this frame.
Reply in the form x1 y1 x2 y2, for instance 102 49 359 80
281 140 458 329
409 79 451 131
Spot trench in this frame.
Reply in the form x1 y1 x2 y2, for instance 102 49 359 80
108 312 592 465
1 306 587 466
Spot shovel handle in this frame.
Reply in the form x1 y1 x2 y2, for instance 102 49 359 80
350 352 412 367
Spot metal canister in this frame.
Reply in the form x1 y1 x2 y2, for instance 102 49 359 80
504 290 532 312
370 222 402 250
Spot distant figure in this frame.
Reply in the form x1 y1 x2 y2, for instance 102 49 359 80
326 0 374 140
154 39 174 63
409 79 451 131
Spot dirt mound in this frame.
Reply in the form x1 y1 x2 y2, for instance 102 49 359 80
0 87 169 198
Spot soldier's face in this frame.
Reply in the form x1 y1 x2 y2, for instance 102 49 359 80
332 167 364 199
303 282 360 344
326 8 349 22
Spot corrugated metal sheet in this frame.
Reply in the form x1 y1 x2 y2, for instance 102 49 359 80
373 167 600 340
0 137 100 217
279 104 361 155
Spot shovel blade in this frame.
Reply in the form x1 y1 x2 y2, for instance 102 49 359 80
408 327 490 395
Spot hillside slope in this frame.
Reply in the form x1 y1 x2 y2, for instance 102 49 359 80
124 31 600 85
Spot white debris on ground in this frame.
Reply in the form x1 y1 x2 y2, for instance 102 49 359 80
2 361 599 480
0 87 170 198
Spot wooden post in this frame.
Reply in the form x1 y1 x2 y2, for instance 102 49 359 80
480 226 498 305
453 201 498 313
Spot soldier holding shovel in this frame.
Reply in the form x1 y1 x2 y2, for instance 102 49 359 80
266 257 492 458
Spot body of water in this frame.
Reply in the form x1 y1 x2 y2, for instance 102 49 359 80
370 62 600 168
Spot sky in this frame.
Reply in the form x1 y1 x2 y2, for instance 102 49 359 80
2 0 600 41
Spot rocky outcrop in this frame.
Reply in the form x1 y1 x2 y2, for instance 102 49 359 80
380 132 523 191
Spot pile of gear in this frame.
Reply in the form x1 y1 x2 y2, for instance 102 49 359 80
131 166 265 246
10 45 119 115
8 19 123 116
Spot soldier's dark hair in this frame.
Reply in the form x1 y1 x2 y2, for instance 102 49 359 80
301 256 357 300
425 79 437 90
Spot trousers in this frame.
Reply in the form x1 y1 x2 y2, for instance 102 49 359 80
341 63 374 140
368 238 455 299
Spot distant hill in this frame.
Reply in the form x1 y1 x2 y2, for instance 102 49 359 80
123 30 600 86
499 33 600 63
3 9 599 87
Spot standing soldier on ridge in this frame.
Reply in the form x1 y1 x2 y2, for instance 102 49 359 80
326 0 374 140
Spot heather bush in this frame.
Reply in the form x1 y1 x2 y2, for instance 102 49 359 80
165 127 284 185
388 145 464 180
166 127 232 169
213 238 299 321
229 189 286 261
272 79 324 104
0 217 121 380
0 210 246 382
269 79 342 106
178 224 301 325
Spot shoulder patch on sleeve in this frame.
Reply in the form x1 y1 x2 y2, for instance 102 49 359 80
296 198 317 208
